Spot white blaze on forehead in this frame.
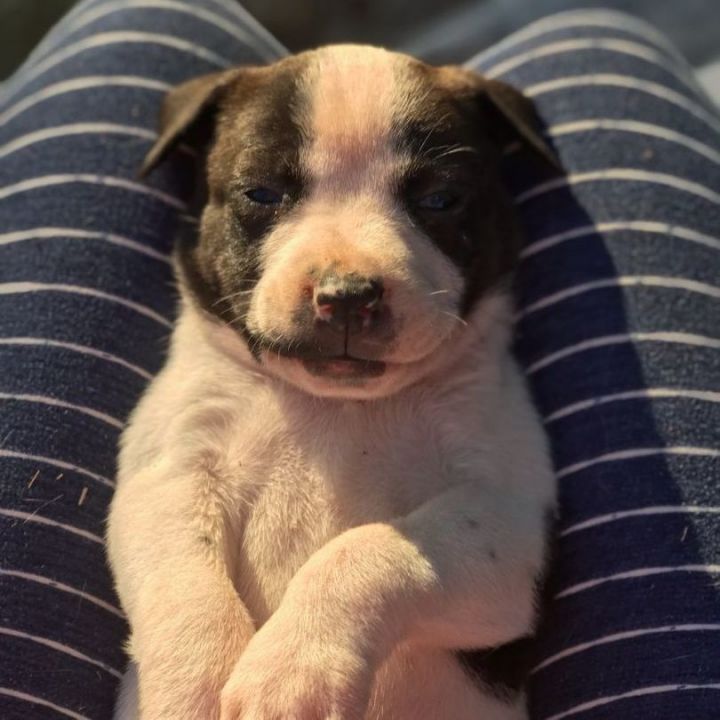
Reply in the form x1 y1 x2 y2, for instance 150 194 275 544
304 45 413 194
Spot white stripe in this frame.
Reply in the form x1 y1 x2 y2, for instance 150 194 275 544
0 688 92 720
0 569 121 616
515 168 720 206
533 624 720 674
0 336 153 379
30 0 105 40
484 38 698 93
203 0 287 55
22 0 285 70
556 446 720 481
0 448 115 488
0 568 123 616
467 10 687 69
3 31 231 104
0 281 172 328
521 221 720 260
0 173 184 210
524 74 720 136
9 0 97 74
556 564 720 600
547 119 720 166
0 226 171 264
562 505 720 536
545 388 720 423
526 332 720 375
0 627 121 677
0 75 170 127
517 276 720 319
0 392 124 429
542 683 720 720
64 0 280 61
0 122 156 160
0 508 104 545
17 0 94 68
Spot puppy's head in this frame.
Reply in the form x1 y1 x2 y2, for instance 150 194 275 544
144 46 557 399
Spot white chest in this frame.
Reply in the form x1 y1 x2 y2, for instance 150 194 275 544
217 391 484 624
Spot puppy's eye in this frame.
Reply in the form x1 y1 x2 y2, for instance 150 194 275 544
244 187 284 205
416 190 458 211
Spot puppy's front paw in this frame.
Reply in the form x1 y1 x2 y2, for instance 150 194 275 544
220 614 372 720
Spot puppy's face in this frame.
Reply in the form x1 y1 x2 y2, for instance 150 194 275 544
145 46 555 399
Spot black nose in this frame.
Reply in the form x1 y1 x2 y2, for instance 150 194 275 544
314 276 384 334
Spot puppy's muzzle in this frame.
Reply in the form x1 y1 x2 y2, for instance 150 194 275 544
253 269 396 372
314 274 384 337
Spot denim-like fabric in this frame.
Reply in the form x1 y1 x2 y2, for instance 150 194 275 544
466 14 720 720
0 2 718 718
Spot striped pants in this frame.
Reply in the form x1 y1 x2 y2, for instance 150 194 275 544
0 1 718 718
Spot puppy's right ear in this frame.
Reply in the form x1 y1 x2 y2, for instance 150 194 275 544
140 69 242 178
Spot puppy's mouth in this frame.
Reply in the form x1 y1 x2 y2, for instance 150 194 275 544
249 332 388 379
300 355 386 379
272 347 387 379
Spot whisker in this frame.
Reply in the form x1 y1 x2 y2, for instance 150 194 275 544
428 289 450 296
415 115 450 157
227 315 250 328
417 128 434 156
211 288 255 307
441 310 468 327
432 145 479 160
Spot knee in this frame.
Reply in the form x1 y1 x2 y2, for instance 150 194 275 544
469 7 689 87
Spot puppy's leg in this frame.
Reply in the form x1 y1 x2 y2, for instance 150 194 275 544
221 481 549 719
370 646 527 720
108 464 254 720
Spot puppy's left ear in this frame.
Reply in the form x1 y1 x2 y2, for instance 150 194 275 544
438 67 561 171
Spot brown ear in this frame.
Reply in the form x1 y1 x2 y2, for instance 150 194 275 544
482 78 561 170
140 69 242 177
436 66 561 170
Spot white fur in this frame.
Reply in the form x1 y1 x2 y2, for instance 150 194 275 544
109 45 555 720
109 291 554 719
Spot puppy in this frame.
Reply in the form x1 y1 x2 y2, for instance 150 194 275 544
108 44 557 720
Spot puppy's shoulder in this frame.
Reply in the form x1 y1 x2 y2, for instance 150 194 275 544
118 306 279 481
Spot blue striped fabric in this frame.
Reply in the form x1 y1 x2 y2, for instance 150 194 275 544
0 2 717 718
467 12 720 720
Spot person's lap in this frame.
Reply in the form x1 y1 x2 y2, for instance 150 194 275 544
0 1 718 718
